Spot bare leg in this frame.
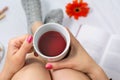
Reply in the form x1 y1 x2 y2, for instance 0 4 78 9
12 0 90 79
31 21 90 80
51 69 90 80
12 58 51 80
31 21 43 34
44 10 91 80
11 21 90 80
12 0 51 79
11 21 52 80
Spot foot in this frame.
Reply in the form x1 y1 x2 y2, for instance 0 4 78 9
21 0 42 34
44 9 64 24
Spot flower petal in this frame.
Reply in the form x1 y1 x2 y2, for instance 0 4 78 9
65 0 90 20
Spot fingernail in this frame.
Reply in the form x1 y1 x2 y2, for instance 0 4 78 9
45 63 53 70
34 52 39 57
27 35 33 43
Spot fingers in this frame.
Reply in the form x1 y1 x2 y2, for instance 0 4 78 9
45 59 72 70
16 35 33 58
8 34 29 52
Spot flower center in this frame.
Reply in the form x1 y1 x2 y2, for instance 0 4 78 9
74 7 81 12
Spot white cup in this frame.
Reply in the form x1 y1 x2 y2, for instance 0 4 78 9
33 23 70 62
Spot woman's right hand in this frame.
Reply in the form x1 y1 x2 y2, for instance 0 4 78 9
46 28 109 80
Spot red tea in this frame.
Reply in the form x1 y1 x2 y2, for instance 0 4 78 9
38 31 66 57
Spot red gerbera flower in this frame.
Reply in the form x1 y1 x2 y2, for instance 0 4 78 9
65 0 90 20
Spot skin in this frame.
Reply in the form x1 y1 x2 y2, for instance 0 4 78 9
46 28 109 80
0 34 33 80
0 22 109 80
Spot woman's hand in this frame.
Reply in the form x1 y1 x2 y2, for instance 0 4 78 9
46 29 97 72
0 34 33 80
46 29 109 80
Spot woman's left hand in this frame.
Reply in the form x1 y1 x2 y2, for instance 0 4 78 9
1 34 33 80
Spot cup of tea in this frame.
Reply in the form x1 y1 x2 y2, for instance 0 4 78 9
33 23 70 62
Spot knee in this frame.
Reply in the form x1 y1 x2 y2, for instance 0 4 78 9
51 69 90 80
12 60 51 80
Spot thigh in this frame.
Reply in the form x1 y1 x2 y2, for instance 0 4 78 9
51 69 90 80
12 57 51 80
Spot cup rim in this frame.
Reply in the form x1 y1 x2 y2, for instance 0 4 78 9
33 23 70 59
